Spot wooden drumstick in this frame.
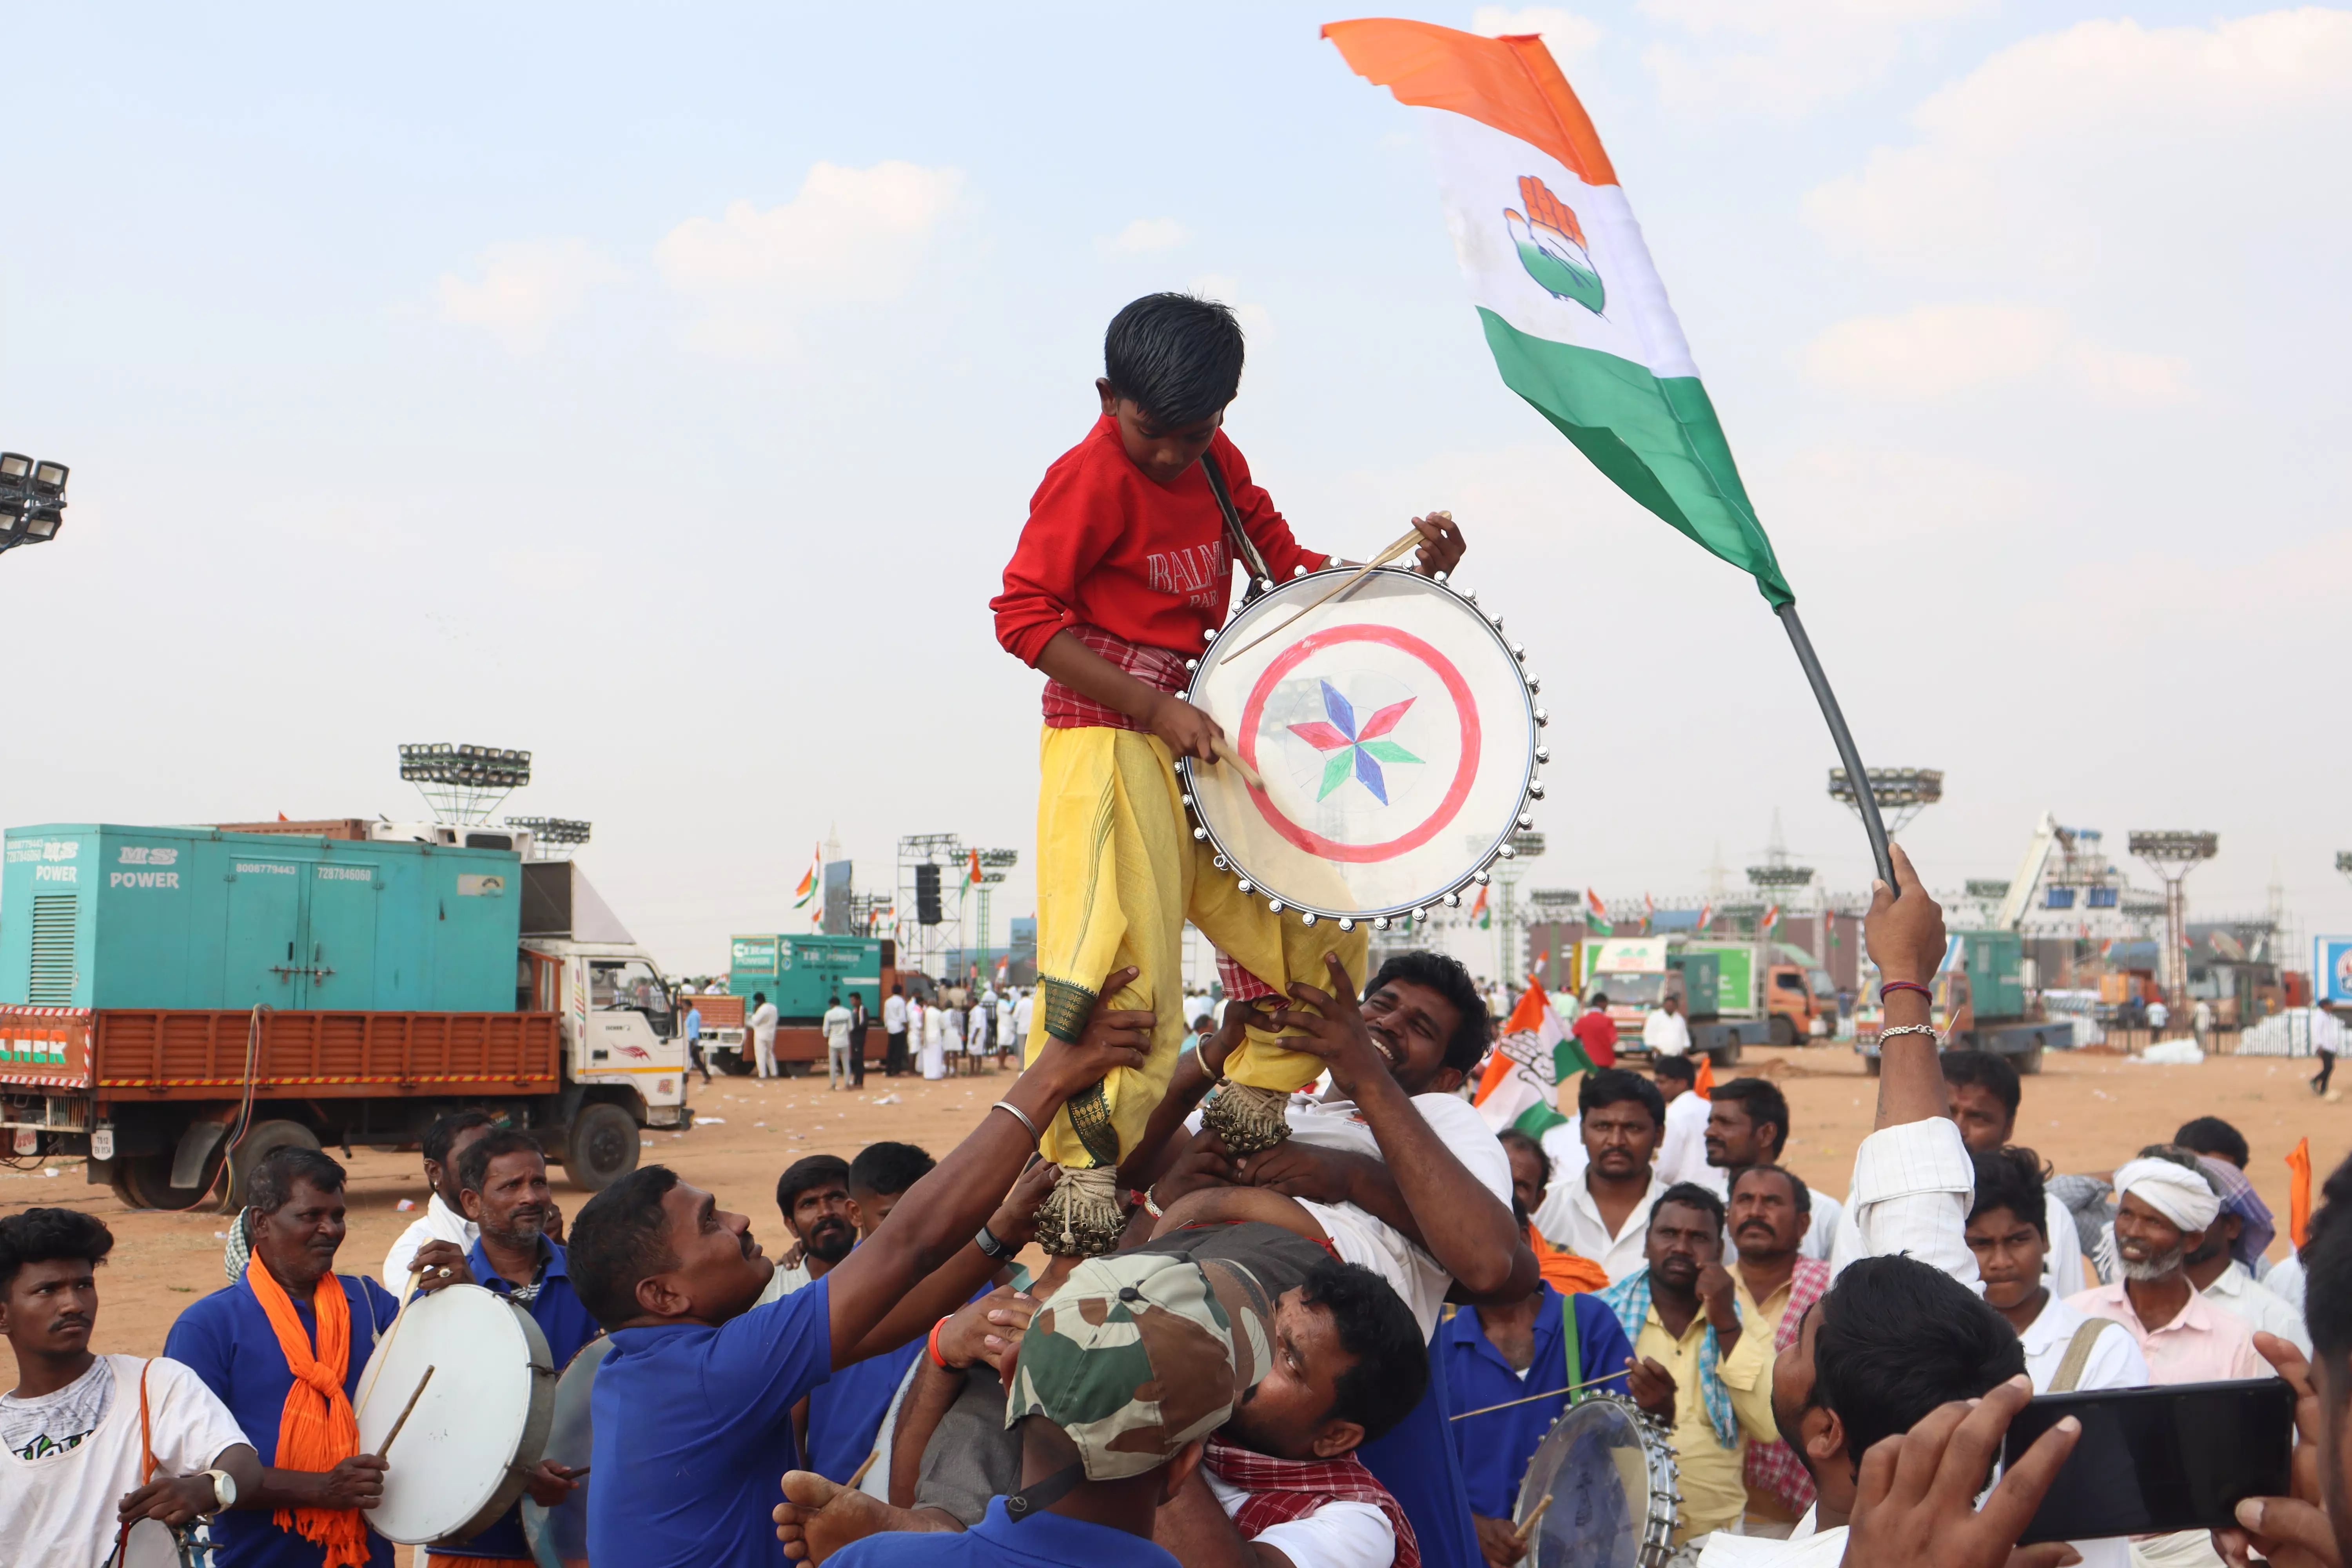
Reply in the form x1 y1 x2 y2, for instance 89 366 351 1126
847 1451 880 1490
1514 1492 1554 1545
1210 737 1267 793
373 1364 435 1460
354 1267 425 1424
1221 521 1436 660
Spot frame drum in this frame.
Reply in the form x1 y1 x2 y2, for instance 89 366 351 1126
524 1335 613 1568
1513 1395 1680 1568
353 1283 555 1545
1181 566 1544 924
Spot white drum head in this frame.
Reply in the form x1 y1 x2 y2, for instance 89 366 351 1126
353 1283 555 1544
1516 1396 1678 1568
113 1518 195 1568
1185 567 1539 918
524 1334 612 1568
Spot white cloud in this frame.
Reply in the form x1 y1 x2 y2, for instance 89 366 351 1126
435 238 626 352
1097 217 1189 255
1472 7 1603 64
1807 11 2352 279
1639 0 1988 116
1804 304 2192 404
657 161 969 303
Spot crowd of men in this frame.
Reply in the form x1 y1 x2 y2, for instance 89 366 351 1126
5 846 2350 1568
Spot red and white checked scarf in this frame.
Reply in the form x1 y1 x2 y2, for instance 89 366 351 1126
1041 624 1192 729
1204 1435 1420 1568
1742 1256 1832 1515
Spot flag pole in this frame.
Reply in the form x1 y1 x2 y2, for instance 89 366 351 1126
1775 604 1896 889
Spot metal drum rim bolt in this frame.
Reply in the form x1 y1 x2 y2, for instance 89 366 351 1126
1176 565 1547 930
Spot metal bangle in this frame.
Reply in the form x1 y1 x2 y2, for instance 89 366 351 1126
1878 1024 1940 1040
991 1099 1041 1142
1142 1186 1165 1220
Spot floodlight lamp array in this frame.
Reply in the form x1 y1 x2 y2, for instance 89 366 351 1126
0 452 69 552
2337 851 2352 875
506 815 592 845
1746 864 1815 889
399 743 534 788
980 848 1020 867
2127 831 2218 864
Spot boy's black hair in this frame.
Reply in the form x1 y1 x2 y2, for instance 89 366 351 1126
2301 1150 2352 1367
424 1109 498 1168
1938 1049 2021 1118
1967 1147 2048 1239
250 1148 347 1216
456 1129 546 1196
2174 1116 2250 1169
776 1155 851 1221
1731 1162 1812 1218
1653 1053 1699 1085
0 1207 113 1295
1711 1078 1791 1158
1299 1258 1427 1443
1103 293 1245 427
1365 951 1490 1075
1652 1181 1726 1236
570 1165 681 1329
1578 1068 1664 1129
1813 1254 2026 1474
848 1142 935 1198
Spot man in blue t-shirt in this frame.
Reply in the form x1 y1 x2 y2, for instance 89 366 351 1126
820 1252 1255 1568
569 967 1152 1568
803 1142 938 1483
407 1129 602 1564
1439 1273 1637 1560
164 1149 401 1568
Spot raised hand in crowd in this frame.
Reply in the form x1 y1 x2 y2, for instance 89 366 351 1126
1625 1356 1677 1425
407 1238 472 1292
2216 1333 2340 1568
1843 1375 2081 1568
979 1157 1062 1256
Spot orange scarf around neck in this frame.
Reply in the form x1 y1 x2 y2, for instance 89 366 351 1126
245 1254 371 1568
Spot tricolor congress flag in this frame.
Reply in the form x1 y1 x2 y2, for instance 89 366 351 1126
1473 976 1598 1136
1323 19 1792 607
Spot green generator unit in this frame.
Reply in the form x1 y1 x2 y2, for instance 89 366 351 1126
1668 951 1722 1018
1 824 523 1012
730 934 889 1023
1957 929 2027 1019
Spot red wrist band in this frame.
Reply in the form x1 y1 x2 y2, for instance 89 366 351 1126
927 1315 953 1370
1880 981 1931 1002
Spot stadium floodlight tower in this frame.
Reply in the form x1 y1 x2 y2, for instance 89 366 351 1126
0 452 70 559
505 816 591 859
1829 768 1943 835
975 848 1018 980
399 742 533 825
2337 850 2352 891
2129 831 2218 1021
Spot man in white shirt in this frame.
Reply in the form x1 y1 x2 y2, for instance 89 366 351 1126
1013 989 1034 1057
1644 992 1694 1057
382 1108 494 1289
1532 1070 1667 1284
751 989 782 1079
2 1208 261 1568
1940 1050 2089 1296
1706 1079 1846 1263
882 984 910 1078
1652 1052 1718 1193
822 995 855 1091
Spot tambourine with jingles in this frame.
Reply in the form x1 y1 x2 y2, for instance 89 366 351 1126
1514 1395 1682 1568
1179 564 1546 925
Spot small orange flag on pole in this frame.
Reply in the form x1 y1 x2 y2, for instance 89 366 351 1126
2288 1136 2314 1250
1693 1056 1716 1099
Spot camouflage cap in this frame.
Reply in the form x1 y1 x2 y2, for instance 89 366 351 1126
1005 1250 1272 1480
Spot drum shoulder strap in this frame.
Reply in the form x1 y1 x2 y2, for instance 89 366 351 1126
138 1358 156 1484
1200 451 1270 599
1559 1291 1583 1403
2050 1318 2110 1393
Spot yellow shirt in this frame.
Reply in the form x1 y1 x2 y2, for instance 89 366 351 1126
1627 1297 1778 1540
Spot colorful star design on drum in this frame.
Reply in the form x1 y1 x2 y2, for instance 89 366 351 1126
1287 680 1423 804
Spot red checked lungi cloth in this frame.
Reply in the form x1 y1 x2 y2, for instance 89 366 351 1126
1024 626 1365 1171
1204 1434 1421 1568
1742 1256 1831 1515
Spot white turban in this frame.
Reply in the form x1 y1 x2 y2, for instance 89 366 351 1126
2115 1157 2221 1234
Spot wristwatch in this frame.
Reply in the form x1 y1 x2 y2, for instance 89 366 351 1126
973 1223 1012 1262
202 1468 238 1515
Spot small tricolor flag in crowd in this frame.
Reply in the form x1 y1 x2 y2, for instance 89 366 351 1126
1473 975 1597 1137
1471 883 1492 928
1324 18 1793 608
961 848 983 902
793 843 824 930
1584 887 1612 936
1696 902 1714 933
1762 903 1781 935
1694 1055 1716 1099
1642 893 1656 934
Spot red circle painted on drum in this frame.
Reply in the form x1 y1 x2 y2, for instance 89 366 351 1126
1236 622 1483 865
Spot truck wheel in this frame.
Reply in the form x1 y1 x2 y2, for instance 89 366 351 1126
2014 1047 2044 1076
720 1049 753 1077
1865 1056 1883 1078
226 1122 322 1212
1769 1015 1797 1047
112 1154 224 1212
1710 1038 1743 1067
566 1103 641 1193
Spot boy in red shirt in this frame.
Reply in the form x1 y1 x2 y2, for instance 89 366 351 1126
991 293 1464 1252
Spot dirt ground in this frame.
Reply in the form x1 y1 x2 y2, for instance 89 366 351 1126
3 1044 2342 1563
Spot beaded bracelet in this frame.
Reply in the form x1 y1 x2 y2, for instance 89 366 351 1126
1879 980 1932 1004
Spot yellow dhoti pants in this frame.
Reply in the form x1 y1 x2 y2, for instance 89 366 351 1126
1023 724 1368 1169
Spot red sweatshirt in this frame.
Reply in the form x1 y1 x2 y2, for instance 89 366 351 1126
992 416 1329 668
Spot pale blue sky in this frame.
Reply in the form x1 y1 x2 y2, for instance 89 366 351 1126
5 2 2346 973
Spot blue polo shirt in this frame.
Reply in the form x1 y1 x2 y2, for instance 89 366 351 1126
806 1336 923 1484
164 1271 401 1568
828 1496 1178 1568
1437 1286 1637 1520
427 1236 604 1562
588 1274 833 1567
1356 1329 1480 1568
